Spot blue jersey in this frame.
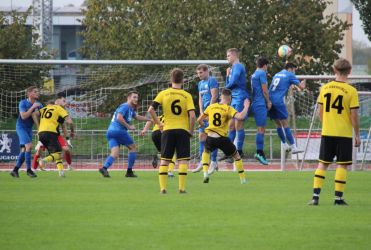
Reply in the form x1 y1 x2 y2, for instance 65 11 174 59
108 103 137 131
225 63 249 99
198 76 219 111
16 99 43 130
251 69 268 106
269 70 300 104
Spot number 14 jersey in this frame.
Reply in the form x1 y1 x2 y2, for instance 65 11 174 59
317 81 359 138
204 103 237 137
153 88 195 131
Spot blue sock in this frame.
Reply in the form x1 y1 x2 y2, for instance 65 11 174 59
199 141 205 158
15 151 25 169
25 151 31 170
284 127 295 145
103 156 115 169
256 133 264 151
276 128 286 143
237 129 245 151
128 152 137 170
211 149 217 162
228 130 236 143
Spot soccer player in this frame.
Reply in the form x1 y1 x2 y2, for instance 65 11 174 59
140 115 177 177
192 64 219 174
99 91 150 178
148 68 196 194
10 86 42 178
33 97 74 171
224 48 249 160
250 57 271 165
268 63 306 153
308 58 360 206
37 100 74 177
198 89 249 184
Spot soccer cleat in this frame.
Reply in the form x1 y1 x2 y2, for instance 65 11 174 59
192 162 203 173
308 199 319 206
334 199 348 206
152 155 158 168
59 170 66 178
26 169 37 178
254 153 269 165
10 170 19 178
160 189 167 195
240 178 247 184
203 177 209 183
125 171 138 178
168 171 175 178
207 161 218 175
67 165 73 171
291 145 304 154
282 143 291 153
98 167 110 178
179 190 187 194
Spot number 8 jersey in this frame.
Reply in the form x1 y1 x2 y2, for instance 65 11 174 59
38 104 69 133
317 81 359 138
204 103 237 137
153 88 195 131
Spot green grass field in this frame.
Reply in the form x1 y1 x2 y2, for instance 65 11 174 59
1 171 370 250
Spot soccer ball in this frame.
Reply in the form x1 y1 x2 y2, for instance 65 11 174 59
278 45 292 58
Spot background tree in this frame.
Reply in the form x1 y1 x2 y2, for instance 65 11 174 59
0 8 49 91
352 0 371 41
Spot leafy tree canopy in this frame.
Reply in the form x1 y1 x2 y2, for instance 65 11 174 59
352 0 371 42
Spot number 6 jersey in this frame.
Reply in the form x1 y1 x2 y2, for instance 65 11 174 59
153 88 195 131
38 104 69 133
204 103 237 137
317 81 359 138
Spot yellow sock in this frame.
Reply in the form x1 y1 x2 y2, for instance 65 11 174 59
234 159 246 180
313 168 326 189
168 154 176 172
159 165 168 191
178 163 188 191
53 153 64 171
335 167 347 197
43 152 61 163
201 151 211 173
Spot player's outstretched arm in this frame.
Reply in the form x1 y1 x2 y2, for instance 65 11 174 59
32 111 40 129
148 106 162 130
65 116 75 138
197 113 208 127
140 120 153 136
234 98 250 120
135 114 151 122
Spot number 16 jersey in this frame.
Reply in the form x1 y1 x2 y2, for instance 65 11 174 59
317 81 359 138
38 104 69 133
153 88 195 131
204 103 237 137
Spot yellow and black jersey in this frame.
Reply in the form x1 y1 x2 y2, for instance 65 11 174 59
153 88 195 131
317 81 359 138
204 103 237 137
38 104 69 133
152 115 164 132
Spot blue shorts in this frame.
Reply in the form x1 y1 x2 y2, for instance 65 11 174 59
106 130 134 149
231 96 248 120
268 103 288 120
199 120 209 133
16 127 32 145
251 104 267 127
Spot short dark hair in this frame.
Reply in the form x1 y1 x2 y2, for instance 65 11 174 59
285 62 297 70
333 58 352 75
127 91 138 98
196 64 209 71
221 88 232 96
256 57 269 68
26 86 38 94
171 68 184 84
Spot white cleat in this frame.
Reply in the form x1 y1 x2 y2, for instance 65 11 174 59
59 170 66 178
240 178 247 184
207 161 218 175
168 171 175 178
192 162 203 173
291 145 304 154
282 143 291 153
67 165 73 171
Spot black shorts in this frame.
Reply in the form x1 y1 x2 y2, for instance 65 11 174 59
319 136 353 165
151 130 162 152
205 136 237 157
161 129 190 161
38 131 62 153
